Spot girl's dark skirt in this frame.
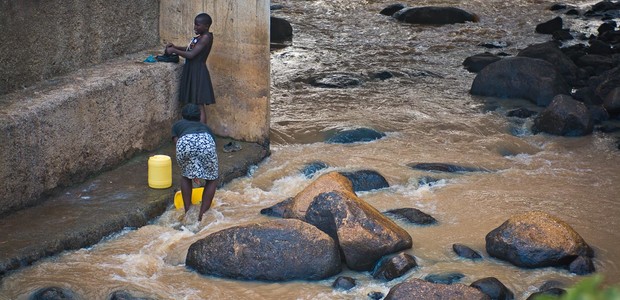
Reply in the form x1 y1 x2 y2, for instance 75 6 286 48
176 133 218 180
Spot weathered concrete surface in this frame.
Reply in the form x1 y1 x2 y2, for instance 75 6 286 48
0 0 160 95
0 52 181 216
0 137 269 277
160 0 271 144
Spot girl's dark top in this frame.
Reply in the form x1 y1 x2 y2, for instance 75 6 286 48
179 32 216 105
172 119 214 140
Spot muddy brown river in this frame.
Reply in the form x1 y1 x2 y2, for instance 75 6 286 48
1 0 619 299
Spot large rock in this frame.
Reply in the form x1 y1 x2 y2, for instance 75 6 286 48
385 278 490 300
470 277 514 300
270 16 293 44
185 219 342 281
471 57 571 106
517 42 580 86
305 190 413 271
485 211 594 268
372 252 418 281
532 94 593 136
286 171 355 219
463 53 502 73
393 6 478 24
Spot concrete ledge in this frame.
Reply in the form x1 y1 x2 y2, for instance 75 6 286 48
0 137 269 277
0 51 181 216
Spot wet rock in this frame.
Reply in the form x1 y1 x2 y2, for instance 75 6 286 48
368 291 385 300
408 162 487 173
271 16 293 44
576 54 615 73
380 4 406 16
371 252 418 281
373 70 395 80
550 3 568 11
572 86 603 106
517 42 580 86
30 287 79 300
603 86 620 115
310 73 362 88
453 243 482 260
186 219 341 281
285 171 355 219
506 108 537 118
588 39 613 55
470 277 514 300
463 53 502 73
535 17 563 34
332 276 357 290
538 280 567 291
339 170 390 192
485 211 594 268
424 272 465 284
532 94 593 136
305 190 413 271
109 290 154 300
471 57 570 107
260 197 293 218
385 278 489 300
418 176 442 186
327 128 386 144
589 105 610 123
526 288 566 300
393 6 478 25
478 41 508 49
384 208 437 225
569 255 596 275
301 161 329 178
552 29 574 41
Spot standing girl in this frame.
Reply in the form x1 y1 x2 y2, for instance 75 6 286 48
166 13 216 124
172 104 219 222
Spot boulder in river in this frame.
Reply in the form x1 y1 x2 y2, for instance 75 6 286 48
393 6 478 25
532 94 593 136
186 219 341 281
453 243 482 260
408 162 488 173
424 272 465 284
470 277 514 300
305 190 413 271
309 73 362 88
271 16 293 44
287 171 355 219
385 278 490 300
380 4 406 16
301 161 329 178
471 56 571 106
485 211 594 268
371 252 418 281
535 17 563 34
332 276 357 290
339 169 390 192
384 207 437 225
30 287 79 300
463 52 502 73
327 128 386 144
517 42 580 86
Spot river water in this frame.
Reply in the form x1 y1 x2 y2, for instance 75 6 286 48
2 0 619 299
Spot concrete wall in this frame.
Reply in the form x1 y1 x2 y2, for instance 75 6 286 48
0 0 270 215
0 0 160 96
160 0 271 145
0 54 181 216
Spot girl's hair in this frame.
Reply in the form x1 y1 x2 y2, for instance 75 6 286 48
182 104 201 121
195 13 212 26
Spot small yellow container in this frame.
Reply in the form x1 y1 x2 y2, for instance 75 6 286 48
148 155 172 189
174 187 215 210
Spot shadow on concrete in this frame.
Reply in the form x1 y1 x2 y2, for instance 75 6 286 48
0 136 269 277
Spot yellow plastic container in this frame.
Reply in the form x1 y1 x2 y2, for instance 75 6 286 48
174 187 215 210
148 155 172 189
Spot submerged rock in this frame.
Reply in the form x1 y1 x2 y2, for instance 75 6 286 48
393 6 478 25
305 190 413 271
453 243 482 260
408 162 487 173
384 207 437 225
385 278 489 300
327 128 386 144
339 169 390 192
568 255 596 275
30 287 79 300
109 290 155 300
380 4 406 16
485 211 594 268
309 73 362 88
186 219 341 281
301 161 329 178
424 272 465 284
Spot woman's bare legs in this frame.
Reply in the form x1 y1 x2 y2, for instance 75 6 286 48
180 176 193 214
198 178 218 221
199 104 207 124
